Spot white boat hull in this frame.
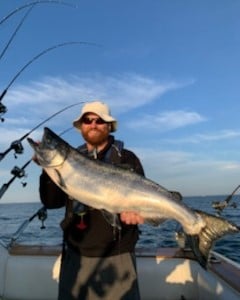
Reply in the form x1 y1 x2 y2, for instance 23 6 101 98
0 244 240 300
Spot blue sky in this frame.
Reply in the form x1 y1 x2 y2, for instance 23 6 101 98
1 0 240 203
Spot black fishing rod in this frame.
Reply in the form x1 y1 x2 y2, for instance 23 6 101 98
0 0 77 26
0 5 35 61
0 41 98 120
212 184 240 215
0 101 84 162
0 41 96 94
0 1 78 120
0 159 32 200
8 206 47 247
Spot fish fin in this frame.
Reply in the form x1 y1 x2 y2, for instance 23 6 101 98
55 169 67 188
101 211 122 240
170 191 183 202
145 218 166 226
101 210 122 230
189 210 239 268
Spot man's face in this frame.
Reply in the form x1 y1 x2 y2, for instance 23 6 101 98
80 113 111 146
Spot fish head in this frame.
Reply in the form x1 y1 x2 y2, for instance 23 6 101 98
27 127 68 168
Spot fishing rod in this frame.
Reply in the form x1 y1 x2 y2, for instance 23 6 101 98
0 41 98 120
0 5 35 61
0 0 78 61
8 206 47 247
0 0 77 26
0 122 77 199
0 159 32 200
212 184 240 215
0 101 84 162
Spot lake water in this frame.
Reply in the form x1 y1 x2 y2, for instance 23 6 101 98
0 195 239 263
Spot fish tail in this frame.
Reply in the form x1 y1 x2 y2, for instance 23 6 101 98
188 210 239 268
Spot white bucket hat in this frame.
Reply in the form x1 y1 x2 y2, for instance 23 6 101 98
73 101 117 132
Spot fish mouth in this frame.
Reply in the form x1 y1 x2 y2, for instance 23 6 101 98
27 127 69 168
27 137 39 150
27 137 49 166
27 127 58 152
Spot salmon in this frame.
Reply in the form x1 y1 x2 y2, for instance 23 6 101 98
28 127 239 268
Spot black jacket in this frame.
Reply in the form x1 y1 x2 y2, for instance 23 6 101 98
39 136 145 257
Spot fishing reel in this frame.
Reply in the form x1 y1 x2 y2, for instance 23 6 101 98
0 140 23 162
37 207 47 229
10 140 24 158
211 184 240 216
0 102 7 122
11 165 28 187
11 166 26 178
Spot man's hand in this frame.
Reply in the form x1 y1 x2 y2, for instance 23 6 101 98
120 211 144 225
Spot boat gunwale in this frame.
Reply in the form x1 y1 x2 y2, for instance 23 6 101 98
6 244 240 295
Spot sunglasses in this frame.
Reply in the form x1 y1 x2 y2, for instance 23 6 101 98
81 117 106 125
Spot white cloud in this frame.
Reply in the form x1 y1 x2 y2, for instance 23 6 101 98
2 72 191 155
134 147 240 196
0 127 28 144
164 129 240 144
127 110 205 131
4 73 192 114
195 130 240 142
0 73 195 151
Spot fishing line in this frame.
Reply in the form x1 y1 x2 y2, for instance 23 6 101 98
0 101 85 162
0 0 77 26
1 2 74 120
0 41 99 123
58 126 74 136
0 5 35 61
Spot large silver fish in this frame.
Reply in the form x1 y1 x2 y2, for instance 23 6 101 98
28 127 239 268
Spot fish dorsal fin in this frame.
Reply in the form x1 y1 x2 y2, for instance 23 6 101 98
145 218 167 226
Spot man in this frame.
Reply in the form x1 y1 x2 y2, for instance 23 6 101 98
39 101 145 300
